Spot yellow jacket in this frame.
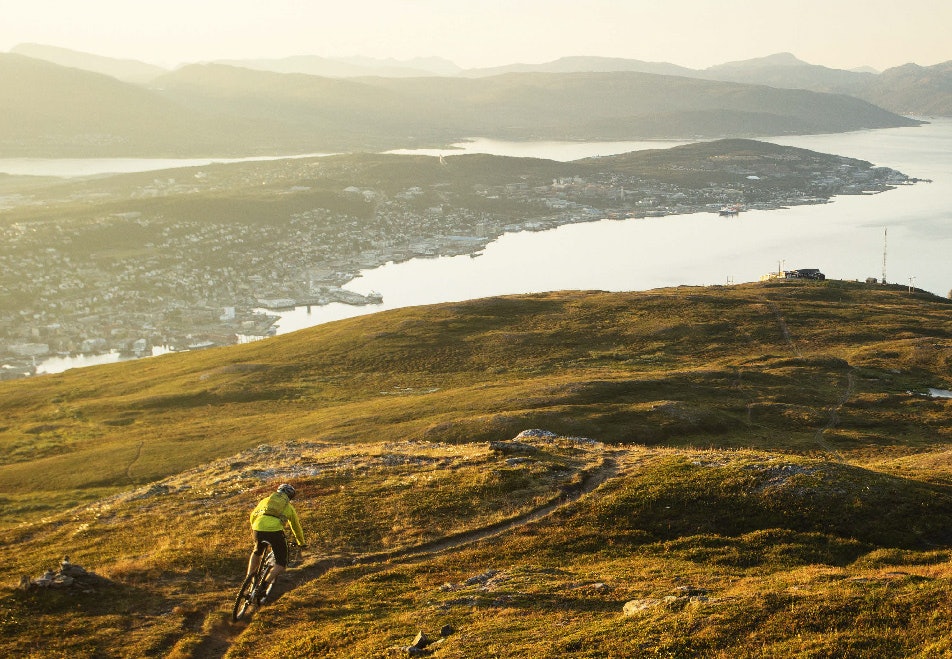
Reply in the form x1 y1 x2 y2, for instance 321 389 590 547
250 492 305 545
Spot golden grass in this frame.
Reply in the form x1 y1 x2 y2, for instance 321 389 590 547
1 281 952 656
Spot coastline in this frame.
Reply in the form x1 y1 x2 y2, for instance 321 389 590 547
1 139 927 378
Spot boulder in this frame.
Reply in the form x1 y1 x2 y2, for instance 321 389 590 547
410 631 430 650
623 598 663 615
18 557 110 593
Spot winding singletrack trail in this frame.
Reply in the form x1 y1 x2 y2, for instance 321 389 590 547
353 448 629 566
812 371 855 463
762 294 854 461
125 441 145 481
762 297 803 359
192 445 638 659
191 294 865 656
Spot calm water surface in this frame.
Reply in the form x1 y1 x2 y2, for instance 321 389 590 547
271 119 952 334
0 153 331 177
387 137 693 159
27 119 952 369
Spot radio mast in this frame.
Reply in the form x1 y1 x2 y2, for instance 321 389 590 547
881 227 887 284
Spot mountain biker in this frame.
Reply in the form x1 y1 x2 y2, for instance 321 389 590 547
246 483 305 602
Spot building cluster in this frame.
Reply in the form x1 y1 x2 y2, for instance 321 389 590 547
0 154 909 378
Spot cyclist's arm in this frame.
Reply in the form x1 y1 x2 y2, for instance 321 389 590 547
287 505 305 546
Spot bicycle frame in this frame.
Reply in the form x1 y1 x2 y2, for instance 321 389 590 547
232 536 299 622
232 546 274 621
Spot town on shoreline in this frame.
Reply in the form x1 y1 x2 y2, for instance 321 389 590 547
0 141 917 379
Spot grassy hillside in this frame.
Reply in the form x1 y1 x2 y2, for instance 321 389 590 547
0 54 256 157
2 280 952 657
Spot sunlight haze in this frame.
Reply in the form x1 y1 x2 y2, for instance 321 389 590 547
2 0 949 71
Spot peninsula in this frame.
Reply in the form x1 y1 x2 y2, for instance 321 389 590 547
0 140 916 377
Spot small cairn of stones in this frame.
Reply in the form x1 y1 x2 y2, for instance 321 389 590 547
623 586 709 615
18 556 110 593
388 626 456 656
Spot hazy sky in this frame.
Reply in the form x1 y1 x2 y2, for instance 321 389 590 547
2 0 949 72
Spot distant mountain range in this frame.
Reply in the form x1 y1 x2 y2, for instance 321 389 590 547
0 45 939 157
0 55 262 157
11 43 465 80
214 54 463 78
461 55 697 78
10 44 950 120
11 42 167 83
461 53 952 116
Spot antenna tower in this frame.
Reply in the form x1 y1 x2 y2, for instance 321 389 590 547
881 227 887 284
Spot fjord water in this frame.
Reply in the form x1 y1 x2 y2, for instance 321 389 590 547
271 118 952 335
29 119 952 371
0 153 331 177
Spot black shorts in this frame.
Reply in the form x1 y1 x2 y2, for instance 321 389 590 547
252 530 289 567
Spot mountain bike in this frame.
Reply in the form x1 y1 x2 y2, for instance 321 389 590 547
232 537 301 621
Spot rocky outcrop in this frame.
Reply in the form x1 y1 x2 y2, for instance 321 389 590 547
387 626 456 656
18 557 111 593
623 586 710 616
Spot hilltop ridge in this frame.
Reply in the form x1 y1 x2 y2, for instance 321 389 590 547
2 280 950 514
2 281 952 656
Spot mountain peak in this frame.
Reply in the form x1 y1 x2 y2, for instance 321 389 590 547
709 52 810 71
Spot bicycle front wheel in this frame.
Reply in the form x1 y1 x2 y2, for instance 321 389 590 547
232 573 256 622
287 542 301 568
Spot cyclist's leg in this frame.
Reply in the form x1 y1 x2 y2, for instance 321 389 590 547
246 531 269 577
261 531 289 595
264 565 285 594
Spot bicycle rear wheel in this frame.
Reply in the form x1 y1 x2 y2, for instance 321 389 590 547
232 573 256 621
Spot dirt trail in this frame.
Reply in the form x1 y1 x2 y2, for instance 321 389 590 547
125 441 144 481
812 371 855 462
355 448 627 566
762 295 853 461
763 298 803 358
191 445 636 659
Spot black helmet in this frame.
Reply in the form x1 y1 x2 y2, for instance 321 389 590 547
277 483 296 499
